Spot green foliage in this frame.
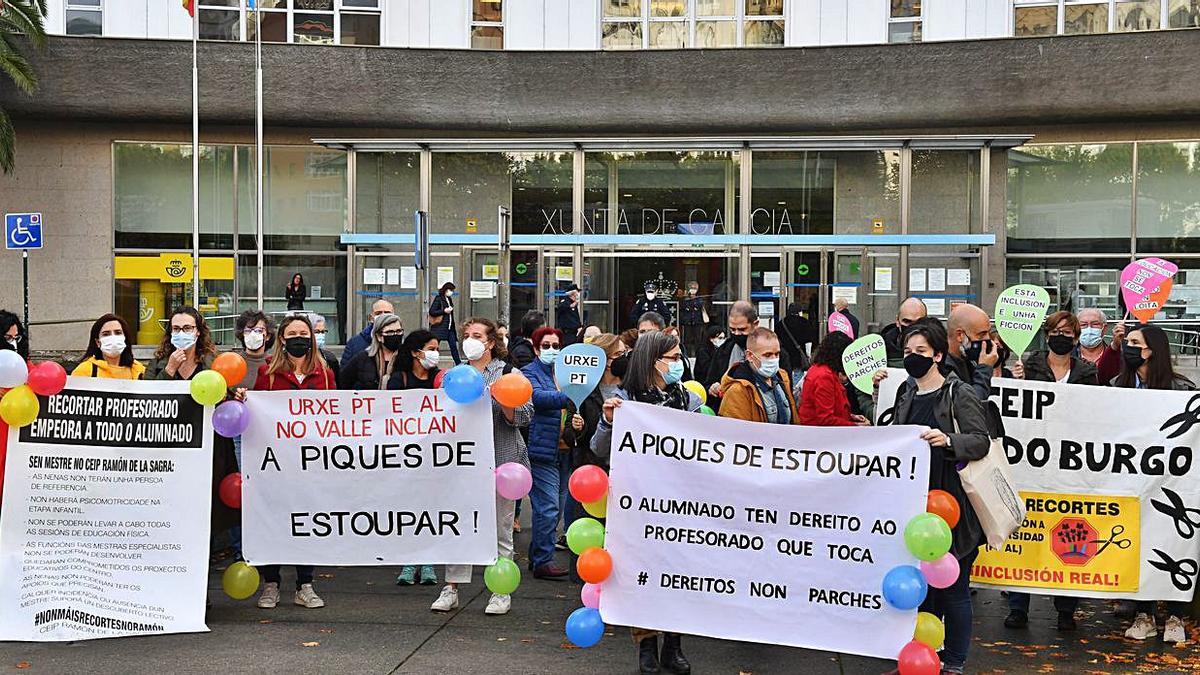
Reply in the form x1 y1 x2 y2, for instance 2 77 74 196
0 0 47 173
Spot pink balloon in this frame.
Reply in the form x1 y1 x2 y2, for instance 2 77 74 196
495 462 532 500
920 553 960 589
581 583 602 609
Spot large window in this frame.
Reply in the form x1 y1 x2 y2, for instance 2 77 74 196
583 151 740 234
471 0 504 49
196 0 380 45
66 0 103 36
1013 0 1197 35
602 0 784 49
888 0 922 43
1136 142 1200 253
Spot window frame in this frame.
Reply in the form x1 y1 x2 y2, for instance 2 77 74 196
65 0 104 37
193 0 381 45
1011 0 1189 36
601 0 785 50
887 0 923 43
469 0 505 49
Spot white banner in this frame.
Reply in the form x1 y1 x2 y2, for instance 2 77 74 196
242 389 498 566
877 371 1200 600
0 378 212 641
601 402 930 659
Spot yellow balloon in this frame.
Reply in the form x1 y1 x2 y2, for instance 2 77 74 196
223 561 261 600
583 494 608 518
190 370 228 407
682 380 707 406
914 611 944 650
0 385 39 428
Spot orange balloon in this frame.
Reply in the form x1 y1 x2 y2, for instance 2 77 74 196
926 489 961 529
577 547 613 584
1131 279 1173 324
212 352 248 389
491 372 533 408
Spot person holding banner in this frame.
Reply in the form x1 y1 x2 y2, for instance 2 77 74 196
0 309 29 360
887 321 991 675
1011 311 1099 386
430 317 532 616
71 313 145 380
1076 308 1123 384
145 306 217 381
592 330 699 675
338 313 404 391
718 327 799 425
797 332 867 427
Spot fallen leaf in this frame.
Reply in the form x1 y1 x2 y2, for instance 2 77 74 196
16 663 30 670
319 628 335 634
301 641 320 648
520 639 535 644
497 638 508 642
258 619 273 625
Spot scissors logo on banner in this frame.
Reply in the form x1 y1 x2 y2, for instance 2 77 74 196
1151 487 1200 540
1087 525 1132 557
1149 548 1199 592
1159 394 1200 439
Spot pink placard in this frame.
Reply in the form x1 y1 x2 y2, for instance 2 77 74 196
828 312 854 337
1120 257 1178 310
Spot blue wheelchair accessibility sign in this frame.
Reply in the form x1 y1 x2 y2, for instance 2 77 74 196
5 213 43 250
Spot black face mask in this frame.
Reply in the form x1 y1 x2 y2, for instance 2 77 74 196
609 353 629 380
903 353 935 379
382 334 404 352
996 346 1011 367
963 339 988 364
285 337 312 358
1047 335 1075 356
1122 344 1146 370
730 334 748 349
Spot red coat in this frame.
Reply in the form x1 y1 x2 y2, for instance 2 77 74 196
797 363 854 426
252 363 335 391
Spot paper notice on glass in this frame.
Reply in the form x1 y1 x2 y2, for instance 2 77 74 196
310 285 321 299
386 269 400 286
909 268 926 292
400 266 417 289
832 286 858 305
928 268 947 292
874 267 893 292
947 269 971 286
437 267 454 288
482 264 500 280
555 266 574 282
762 271 781 287
470 281 495 299
758 301 775 318
363 268 386 285
923 298 946 316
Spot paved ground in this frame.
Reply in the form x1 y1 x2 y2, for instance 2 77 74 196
4 524 1200 674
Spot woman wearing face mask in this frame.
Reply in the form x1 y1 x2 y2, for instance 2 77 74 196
251 314 335 610
72 313 144 379
285 273 306 311
591 330 699 675
430 318 532 617
145 307 217 381
428 282 460 365
797 331 869 427
884 322 991 675
693 326 726 392
338 314 404 390
0 310 29 360
233 310 275 390
1012 311 1099 385
1112 324 1195 644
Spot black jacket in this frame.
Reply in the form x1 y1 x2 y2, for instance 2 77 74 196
880 322 905 368
680 296 706 326
838 309 859 338
556 297 582 335
428 294 455 338
338 350 390 390
508 337 536 369
631 296 672 325
942 352 1004 438
891 373 991 560
319 348 341 383
1022 352 1100 385
573 388 608 471
694 341 718 388
286 284 305 310
777 315 815 371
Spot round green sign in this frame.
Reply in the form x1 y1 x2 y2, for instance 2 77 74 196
850 262 860 274
515 263 528 275
797 263 810 276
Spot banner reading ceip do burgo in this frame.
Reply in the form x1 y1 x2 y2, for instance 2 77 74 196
241 389 497 566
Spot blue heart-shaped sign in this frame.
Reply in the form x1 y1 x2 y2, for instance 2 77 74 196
554 343 607 408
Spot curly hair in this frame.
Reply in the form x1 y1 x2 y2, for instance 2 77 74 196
155 306 217 360
811 331 853 373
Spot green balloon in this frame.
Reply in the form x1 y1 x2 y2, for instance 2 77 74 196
222 561 260 600
484 557 521 595
699 405 716 416
567 517 606 555
904 513 952 561
191 370 228 407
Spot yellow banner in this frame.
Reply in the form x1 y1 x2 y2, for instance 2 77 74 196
972 491 1140 593
114 255 234 283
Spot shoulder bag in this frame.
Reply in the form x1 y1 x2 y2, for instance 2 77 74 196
949 381 1025 548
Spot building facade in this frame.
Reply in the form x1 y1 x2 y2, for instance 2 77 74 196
1 1 1199 350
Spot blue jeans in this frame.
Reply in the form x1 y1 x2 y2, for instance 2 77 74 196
528 457 561 569
1008 592 1079 614
558 453 576 532
442 333 461 365
921 548 977 671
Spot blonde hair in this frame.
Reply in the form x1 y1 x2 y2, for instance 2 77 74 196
266 314 328 380
590 333 624 359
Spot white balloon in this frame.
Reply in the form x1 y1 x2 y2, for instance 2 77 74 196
0 349 28 388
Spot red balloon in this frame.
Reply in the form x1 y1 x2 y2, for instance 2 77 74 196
897 640 941 675
569 465 609 504
27 362 67 397
219 472 243 509
433 370 446 389
926 489 961 529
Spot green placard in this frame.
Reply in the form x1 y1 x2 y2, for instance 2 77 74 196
797 263 810 276
515 263 528 275
842 334 888 394
994 284 1051 356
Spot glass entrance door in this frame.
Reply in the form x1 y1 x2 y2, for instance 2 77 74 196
603 249 737 335
467 248 500 320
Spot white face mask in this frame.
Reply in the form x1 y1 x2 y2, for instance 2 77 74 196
462 337 487 362
243 331 265 351
712 338 726 348
646 292 656 300
420 350 440 369
99 335 126 357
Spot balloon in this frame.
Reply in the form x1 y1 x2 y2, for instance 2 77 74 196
682 380 707 406
994 284 1051 356
442 364 485 403
0 385 39 428
897 639 941 675
926 489 960 529
583 494 607 518
569 465 609 504
564 607 605 648
495 462 533 500
219 472 243 509
491 372 533 408
698 405 715 416
913 612 945 650
904 513 952 561
212 352 248 388
581 582 602 609
566 518 606 555
881 565 927 610
212 400 251 438
222 561 260 600
920 552 960 589
0 419 7 504
1131 279 1173 324
0 351 27 388
27 362 67 397
190 370 227 407
484 557 521 595
433 369 446 388
1120 257 1178 314
577 547 613 584
842 334 887 394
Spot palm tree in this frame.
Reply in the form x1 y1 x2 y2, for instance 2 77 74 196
0 0 48 174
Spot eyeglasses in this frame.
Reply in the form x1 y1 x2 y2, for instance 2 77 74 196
381 330 404 337
1047 329 1075 338
539 343 560 350
170 325 197 334
5 334 21 343
658 354 683 363
314 329 328 335
243 327 267 336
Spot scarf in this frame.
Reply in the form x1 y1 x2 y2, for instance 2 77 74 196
629 382 690 411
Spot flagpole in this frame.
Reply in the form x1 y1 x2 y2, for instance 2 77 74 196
255 4 264 310
191 5 200 308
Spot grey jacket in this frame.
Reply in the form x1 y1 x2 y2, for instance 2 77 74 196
480 359 533 468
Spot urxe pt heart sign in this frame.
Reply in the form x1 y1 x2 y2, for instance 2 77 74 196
995 284 1051 356
1122 258 1178 324
555 343 607 408
842 334 887 394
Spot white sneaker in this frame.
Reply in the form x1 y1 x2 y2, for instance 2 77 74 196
294 583 325 609
257 582 279 609
1125 612 1158 640
430 585 459 612
485 593 511 615
1164 615 1186 644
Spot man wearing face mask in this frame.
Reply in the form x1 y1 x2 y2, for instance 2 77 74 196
702 301 761 403
882 298 929 367
945 304 1001 402
716 328 799 425
1076 307 1123 384
630 282 672 327
556 284 584 345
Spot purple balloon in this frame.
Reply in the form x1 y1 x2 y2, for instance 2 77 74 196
213 400 250 438
920 552 960 589
581 582 602 609
495 462 533 500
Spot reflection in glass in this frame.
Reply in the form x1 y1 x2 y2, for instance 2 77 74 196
1168 0 1200 27
431 153 570 236
696 0 735 15
294 0 334 9
511 153 574 235
1136 142 1200 253
649 21 689 48
603 22 643 49
651 0 687 16
474 0 503 22
341 13 381 45
264 148 347 250
199 9 240 40
1006 259 1126 319
1064 3 1108 34
751 152 835 235
65 9 102 36
356 152 421 235
1117 0 1161 30
115 143 237 250
745 19 784 46
294 13 335 44
604 0 641 18
746 0 783 15
239 254 347 341
890 0 921 18
1014 6 1057 36
471 26 504 49
888 21 921 42
697 20 737 47
246 11 288 42
911 150 981 234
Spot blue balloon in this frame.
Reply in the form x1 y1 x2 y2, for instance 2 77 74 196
565 606 605 648
554 343 608 409
442 364 485 403
882 565 928 610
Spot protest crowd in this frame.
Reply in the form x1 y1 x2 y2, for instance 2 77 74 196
0 271 1195 675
